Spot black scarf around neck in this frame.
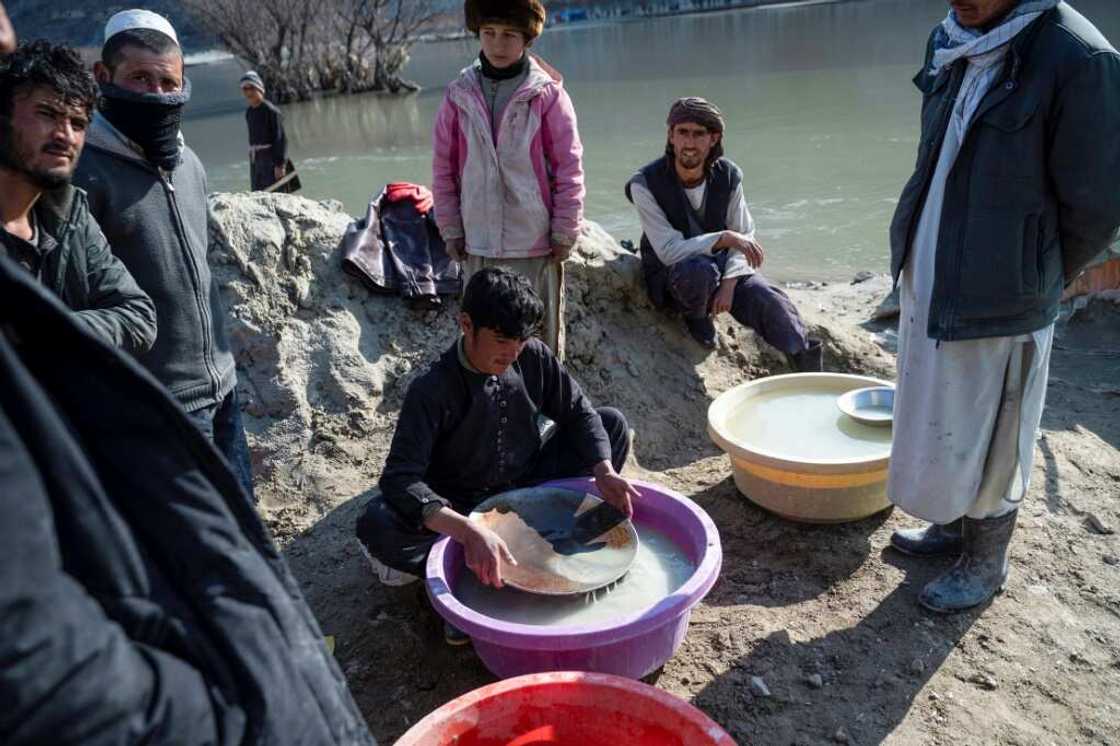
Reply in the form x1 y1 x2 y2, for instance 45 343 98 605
479 51 528 81
99 78 191 171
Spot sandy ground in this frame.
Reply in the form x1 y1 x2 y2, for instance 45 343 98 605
212 195 1120 745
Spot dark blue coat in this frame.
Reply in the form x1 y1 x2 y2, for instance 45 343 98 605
890 3 1120 341
0 255 375 745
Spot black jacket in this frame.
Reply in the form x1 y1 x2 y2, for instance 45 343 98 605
74 113 237 412
0 184 157 354
890 3 1120 341
340 186 461 304
380 339 611 527
0 255 375 745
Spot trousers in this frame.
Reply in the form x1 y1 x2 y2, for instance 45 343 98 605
667 255 809 354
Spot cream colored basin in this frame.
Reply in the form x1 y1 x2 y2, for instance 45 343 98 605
708 373 894 523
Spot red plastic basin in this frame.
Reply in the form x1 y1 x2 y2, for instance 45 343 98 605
394 672 736 746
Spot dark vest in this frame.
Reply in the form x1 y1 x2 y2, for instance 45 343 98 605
625 155 742 308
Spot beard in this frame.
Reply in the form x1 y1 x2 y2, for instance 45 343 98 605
0 117 75 191
675 151 705 171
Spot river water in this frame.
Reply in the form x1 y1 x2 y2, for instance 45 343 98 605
181 0 1120 281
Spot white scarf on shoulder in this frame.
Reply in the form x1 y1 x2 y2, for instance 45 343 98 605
929 1 1058 135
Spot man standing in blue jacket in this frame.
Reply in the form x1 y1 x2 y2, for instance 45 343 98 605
887 0 1120 612
73 9 254 502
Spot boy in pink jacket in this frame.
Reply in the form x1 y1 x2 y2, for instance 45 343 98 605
432 0 585 358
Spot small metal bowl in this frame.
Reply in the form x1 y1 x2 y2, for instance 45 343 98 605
836 386 895 427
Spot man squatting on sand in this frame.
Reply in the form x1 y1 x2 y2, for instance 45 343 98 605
626 97 823 370
886 0 1120 612
356 268 638 642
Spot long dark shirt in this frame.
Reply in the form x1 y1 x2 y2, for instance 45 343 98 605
245 100 287 161
380 338 611 527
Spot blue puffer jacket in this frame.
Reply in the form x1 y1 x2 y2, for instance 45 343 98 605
0 254 376 746
890 3 1120 341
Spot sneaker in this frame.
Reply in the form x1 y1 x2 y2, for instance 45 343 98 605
444 621 471 646
684 316 717 349
355 539 419 587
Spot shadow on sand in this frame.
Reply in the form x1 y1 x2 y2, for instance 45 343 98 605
691 476 893 608
692 550 987 744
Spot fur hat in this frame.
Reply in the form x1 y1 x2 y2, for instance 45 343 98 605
465 0 546 41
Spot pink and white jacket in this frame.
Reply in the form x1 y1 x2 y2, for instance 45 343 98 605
431 55 585 259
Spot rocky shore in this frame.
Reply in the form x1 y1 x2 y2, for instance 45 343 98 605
209 192 1120 745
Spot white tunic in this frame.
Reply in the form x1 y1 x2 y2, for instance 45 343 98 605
887 47 1054 524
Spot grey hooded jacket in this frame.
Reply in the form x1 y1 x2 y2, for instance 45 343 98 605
889 3 1120 341
2 184 157 354
73 113 236 412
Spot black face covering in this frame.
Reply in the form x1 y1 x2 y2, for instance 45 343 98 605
99 78 191 171
479 51 528 81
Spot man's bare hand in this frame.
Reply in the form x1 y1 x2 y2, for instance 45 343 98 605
445 237 467 261
592 461 640 518
711 277 736 316
461 523 517 588
274 164 285 182
0 2 16 56
718 231 764 268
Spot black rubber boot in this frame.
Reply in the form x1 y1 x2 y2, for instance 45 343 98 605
684 316 717 349
787 338 823 372
890 519 963 557
918 510 1018 613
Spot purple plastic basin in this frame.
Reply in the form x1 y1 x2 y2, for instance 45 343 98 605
425 478 722 680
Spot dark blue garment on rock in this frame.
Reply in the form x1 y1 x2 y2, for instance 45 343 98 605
340 187 461 307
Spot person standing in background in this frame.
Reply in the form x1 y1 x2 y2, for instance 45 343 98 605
240 70 293 192
432 0 584 358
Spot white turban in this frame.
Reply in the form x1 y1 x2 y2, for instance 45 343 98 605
104 9 179 46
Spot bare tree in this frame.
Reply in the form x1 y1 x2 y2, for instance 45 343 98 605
181 0 439 102
348 0 437 93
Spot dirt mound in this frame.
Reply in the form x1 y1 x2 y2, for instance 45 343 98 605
208 192 893 521
208 193 1120 745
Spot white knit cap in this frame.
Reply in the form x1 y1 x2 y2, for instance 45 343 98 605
104 9 179 46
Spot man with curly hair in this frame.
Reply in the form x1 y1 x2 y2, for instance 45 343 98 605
0 40 155 353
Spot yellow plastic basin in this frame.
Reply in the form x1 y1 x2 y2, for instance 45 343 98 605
707 373 894 523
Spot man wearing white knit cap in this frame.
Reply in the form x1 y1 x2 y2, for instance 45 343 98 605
74 9 256 504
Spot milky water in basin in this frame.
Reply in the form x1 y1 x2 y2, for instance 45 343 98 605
455 525 695 627
727 390 892 462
